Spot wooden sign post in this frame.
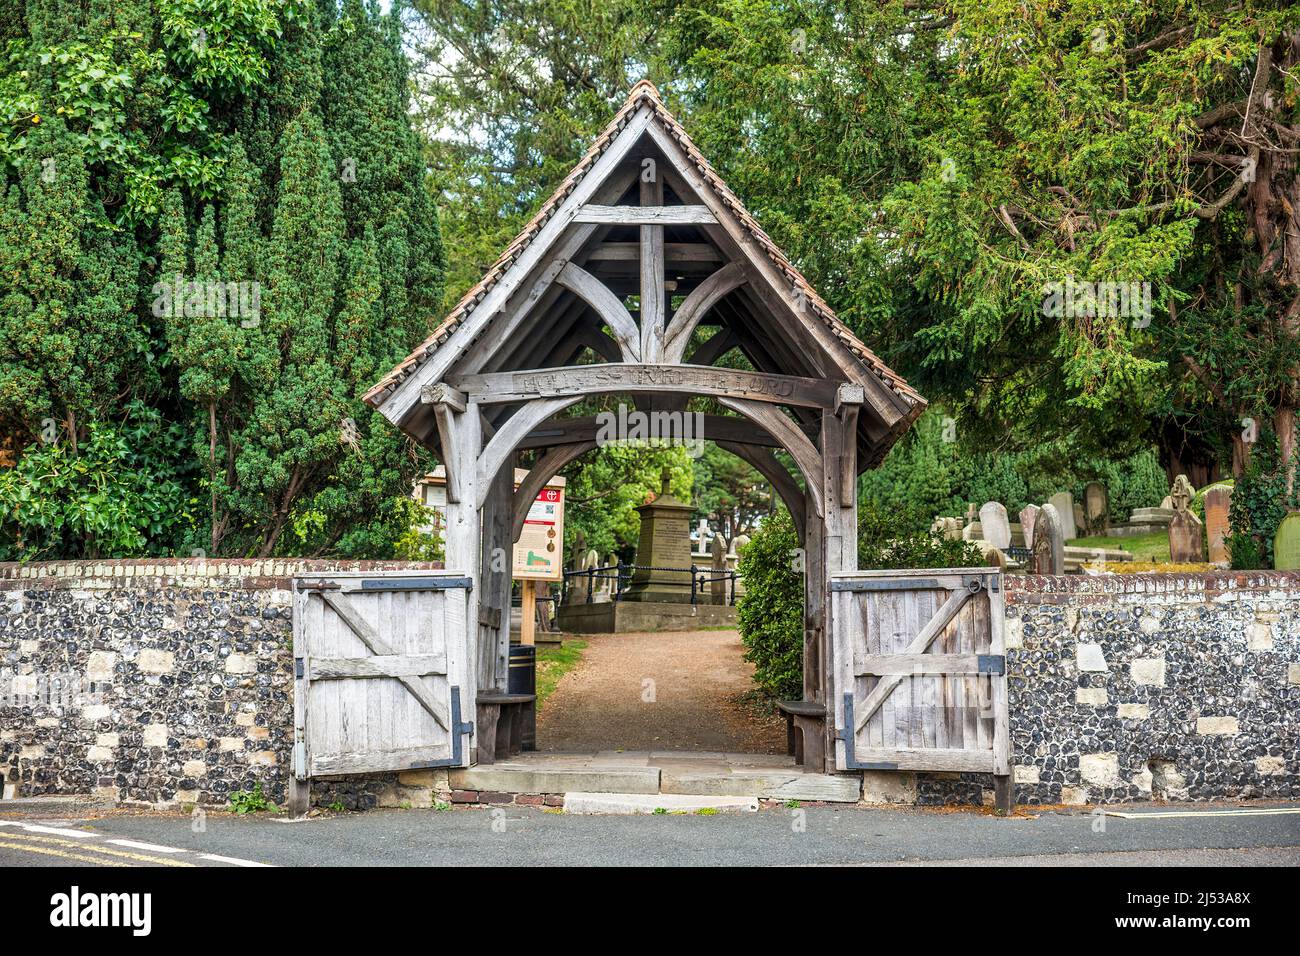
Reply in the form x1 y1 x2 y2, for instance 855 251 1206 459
512 472 565 645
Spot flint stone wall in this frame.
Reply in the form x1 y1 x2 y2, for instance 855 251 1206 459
998 572 1299 807
0 559 445 810
2 562 1297 810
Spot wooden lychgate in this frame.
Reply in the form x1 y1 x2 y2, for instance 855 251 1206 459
353 80 944 801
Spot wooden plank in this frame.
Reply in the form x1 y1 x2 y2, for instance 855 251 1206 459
476 397 580 504
639 173 665 362
574 204 717 225
586 241 722 262
310 653 448 681
453 364 844 410
852 747 997 773
988 576 1011 782
855 654 998 676
319 591 450 732
853 587 971 732
311 745 461 778
517 413 779 450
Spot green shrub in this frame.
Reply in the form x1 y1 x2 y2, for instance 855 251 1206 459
858 504 987 569
737 503 987 699
1228 433 1299 569
736 509 804 700
0 402 196 561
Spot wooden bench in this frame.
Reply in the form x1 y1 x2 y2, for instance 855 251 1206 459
475 692 536 764
776 700 826 771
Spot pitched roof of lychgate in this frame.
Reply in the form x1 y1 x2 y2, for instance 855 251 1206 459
363 80 925 433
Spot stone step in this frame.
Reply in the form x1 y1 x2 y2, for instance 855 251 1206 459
449 764 661 795
563 792 759 814
660 769 862 802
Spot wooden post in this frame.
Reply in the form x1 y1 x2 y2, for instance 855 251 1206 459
288 776 309 819
519 579 536 646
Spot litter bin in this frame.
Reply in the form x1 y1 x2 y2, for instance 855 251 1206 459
508 643 537 751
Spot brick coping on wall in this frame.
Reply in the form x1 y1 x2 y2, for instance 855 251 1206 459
0 558 446 591
1007 570 1300 600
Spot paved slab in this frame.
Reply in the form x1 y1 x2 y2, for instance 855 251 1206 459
564 792 759 814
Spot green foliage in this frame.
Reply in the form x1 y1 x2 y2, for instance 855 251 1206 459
691 442 771 547
391 497 445 563
0 402 196 560
858 504 986 571
859 411 1168 528
2 2 445 560
227 782 277 814
561 444 694 558
1228 433 1300 570
736 508 804 700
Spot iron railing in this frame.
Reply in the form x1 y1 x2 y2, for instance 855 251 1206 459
560 562 738 607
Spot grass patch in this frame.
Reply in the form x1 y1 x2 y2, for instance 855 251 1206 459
535 639 587 708
1069 530 1170 563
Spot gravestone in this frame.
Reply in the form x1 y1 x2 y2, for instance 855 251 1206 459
709 533 727 605
622 468 697 603
979 502 1012 549
931 516 962 541
568 531 591 602
1273 513 1300 570
1032 503 1065 575
1019 505 1040 551
1203 486 1233 564
1167 474 1205 562
1083 481 1108 535
731 534 750 598
1048 491 1077 540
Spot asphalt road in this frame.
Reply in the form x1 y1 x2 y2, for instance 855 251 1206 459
1 798 1297 866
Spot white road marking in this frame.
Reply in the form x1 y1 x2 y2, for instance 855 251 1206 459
199 853 273 867
0 821 97 838
1105 807 1300 820
107 839 189 854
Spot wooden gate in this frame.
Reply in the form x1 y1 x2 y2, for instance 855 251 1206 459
289 572 475 813
831 569 1011 811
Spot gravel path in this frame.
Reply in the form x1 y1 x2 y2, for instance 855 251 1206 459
536 629 786 753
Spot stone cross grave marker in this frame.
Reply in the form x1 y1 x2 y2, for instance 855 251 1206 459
1167 474 1205 562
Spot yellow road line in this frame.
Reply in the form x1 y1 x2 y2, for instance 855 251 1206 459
0 838 129 867
0 832 195 866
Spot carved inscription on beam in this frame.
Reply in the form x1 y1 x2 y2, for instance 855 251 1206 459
450 364 845 409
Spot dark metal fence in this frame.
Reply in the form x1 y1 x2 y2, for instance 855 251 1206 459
560 562 738 607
